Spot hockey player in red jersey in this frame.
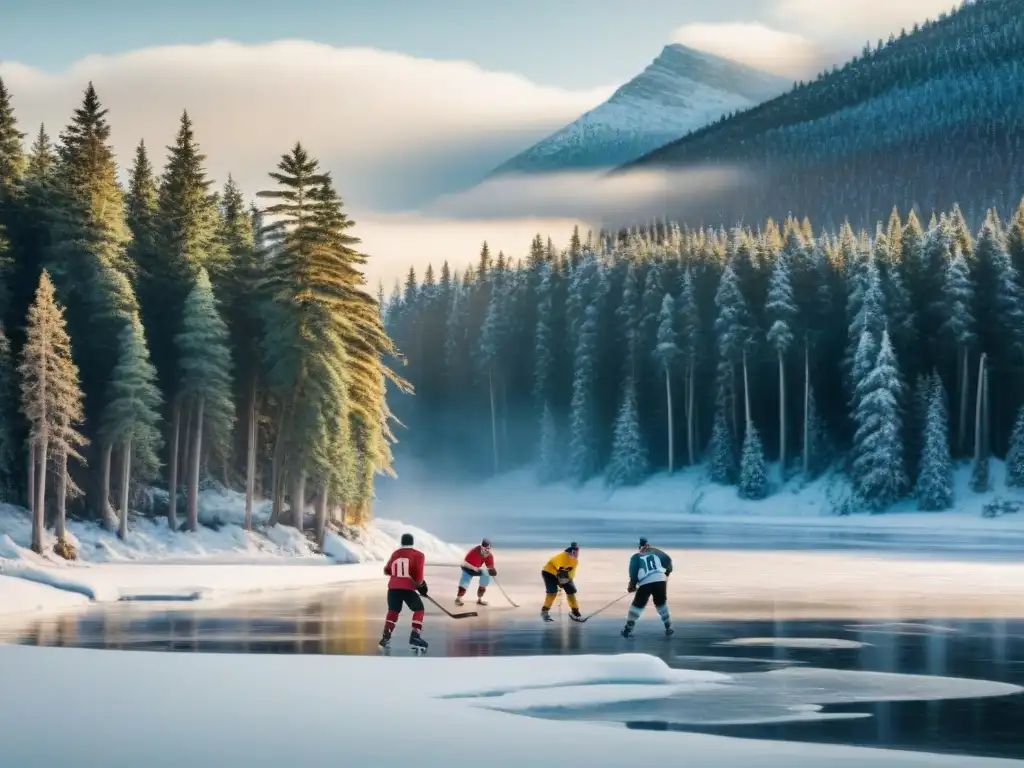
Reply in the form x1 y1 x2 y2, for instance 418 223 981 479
381 533 429 651
455 538 497 606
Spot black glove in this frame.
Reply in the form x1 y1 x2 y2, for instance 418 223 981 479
417 581 428 596
488 568 497 577
665 569 672 578
382 566 390 577
627 582 637 593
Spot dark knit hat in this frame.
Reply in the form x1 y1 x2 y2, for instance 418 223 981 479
401 533 414 546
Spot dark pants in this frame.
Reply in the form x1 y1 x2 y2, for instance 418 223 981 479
542 570 577 595
387 588 425 613
631 580 667 609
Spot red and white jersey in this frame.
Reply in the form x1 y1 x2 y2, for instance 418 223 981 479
385 546 425 591
462 546 495 572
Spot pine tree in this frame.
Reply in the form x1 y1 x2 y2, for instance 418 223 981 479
533 262 554 409
707 400 737 485
0 325 15 497
851 330 906 512
915 372 952 511
803 385 830 479
677 267 699 466
766 251 796 470
568 301 599 484
19 272 87 554
537 400 561 484
0 77 25 193
1005 407 1024 489
125 140 160 287
715 264 753 432
738 423 768 500
654 293 680 472
618 261 642 378
606 377 647 488
175 269 233 532
940 247 974 454
100 313 163 538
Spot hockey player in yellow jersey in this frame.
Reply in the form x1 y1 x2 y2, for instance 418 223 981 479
541 542 582 622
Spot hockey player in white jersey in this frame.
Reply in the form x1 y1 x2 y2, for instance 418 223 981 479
621 537 674 638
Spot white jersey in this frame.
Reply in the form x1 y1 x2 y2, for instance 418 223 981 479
629 548 671 586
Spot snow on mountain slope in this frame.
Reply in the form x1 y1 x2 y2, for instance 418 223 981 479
489 44 789 175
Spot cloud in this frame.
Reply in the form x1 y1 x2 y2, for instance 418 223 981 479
0 40 613 212
672 22 825 79
769 0 956 39
426 167 752 223
355 212 587 292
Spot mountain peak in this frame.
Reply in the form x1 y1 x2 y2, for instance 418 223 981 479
485 42 789 177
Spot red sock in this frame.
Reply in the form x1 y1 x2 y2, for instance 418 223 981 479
477 587 486 598
412 611 424 632
383 610 399 634
457 587 467 597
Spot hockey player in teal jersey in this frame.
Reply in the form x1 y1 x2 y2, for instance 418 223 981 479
621 537 674 638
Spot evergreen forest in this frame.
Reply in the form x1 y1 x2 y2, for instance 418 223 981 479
0 79 403 556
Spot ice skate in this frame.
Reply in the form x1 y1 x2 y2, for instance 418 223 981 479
621 621 635 638
541 608 555 623
454 596 464 606
476 598 489 606
664 624 675 638
378 630 392 650
410 631 429 653
569 608 585 623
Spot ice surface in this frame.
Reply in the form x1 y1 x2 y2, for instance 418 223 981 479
476 664 1022 728
847 622 961 635
717 637 870 649
1 645 1019 767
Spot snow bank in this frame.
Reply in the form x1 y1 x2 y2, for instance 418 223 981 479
0 645 1018 767
0 487 459 616
0 575 88 617
377 459 1024 549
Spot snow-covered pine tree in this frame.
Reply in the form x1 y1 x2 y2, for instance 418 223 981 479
1005 407 1024 488
606 377 648 488
19 271 87 554
618 261 642 378
568 299 599 484
100 313 163 539
804 384 830 479
654 293 679 472
677 267 699 465
738 422 768 500
533 262 554 410
914 371 952 511
708 400 737 485
478 265 510 474
0 324 14 499
537 399 561 484
846 256 885 395
175 268 233 533
714 264 753 431
940 247 974 454
851 330 906 512
766 251 796 472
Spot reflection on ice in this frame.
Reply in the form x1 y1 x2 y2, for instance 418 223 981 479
468 666 1022 728
717 637 869 649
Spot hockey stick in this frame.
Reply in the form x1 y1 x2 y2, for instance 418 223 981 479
576 592 630 623
491 577 519 608
423 593 478 619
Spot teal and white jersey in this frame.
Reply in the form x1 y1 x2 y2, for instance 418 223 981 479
628 548 673 586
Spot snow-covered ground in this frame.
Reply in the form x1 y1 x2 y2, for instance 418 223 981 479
0 486 463 619
2 645 1020 767
376 459 1024 552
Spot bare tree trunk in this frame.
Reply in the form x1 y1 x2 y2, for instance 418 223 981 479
292 470 306 530
973 353 987 468
270 396 294 527
488 364 499 474
664 369 674 473
33 436 48 554
958 346 969 456
168 398 181 530
100 442 113 526
27 439 35 516
55 450 68 547
778 348 786 473
187 397 205 533
315 485 329 549
802 341 811 477
742 349 752 427
118 440 132 541
245 380 257 532
181 401 192 495
983 363 990 458
686 362 695 466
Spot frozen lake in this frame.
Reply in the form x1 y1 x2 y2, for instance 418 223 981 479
2 549 1023 760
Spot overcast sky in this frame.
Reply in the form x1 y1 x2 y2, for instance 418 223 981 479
1 0 956 286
